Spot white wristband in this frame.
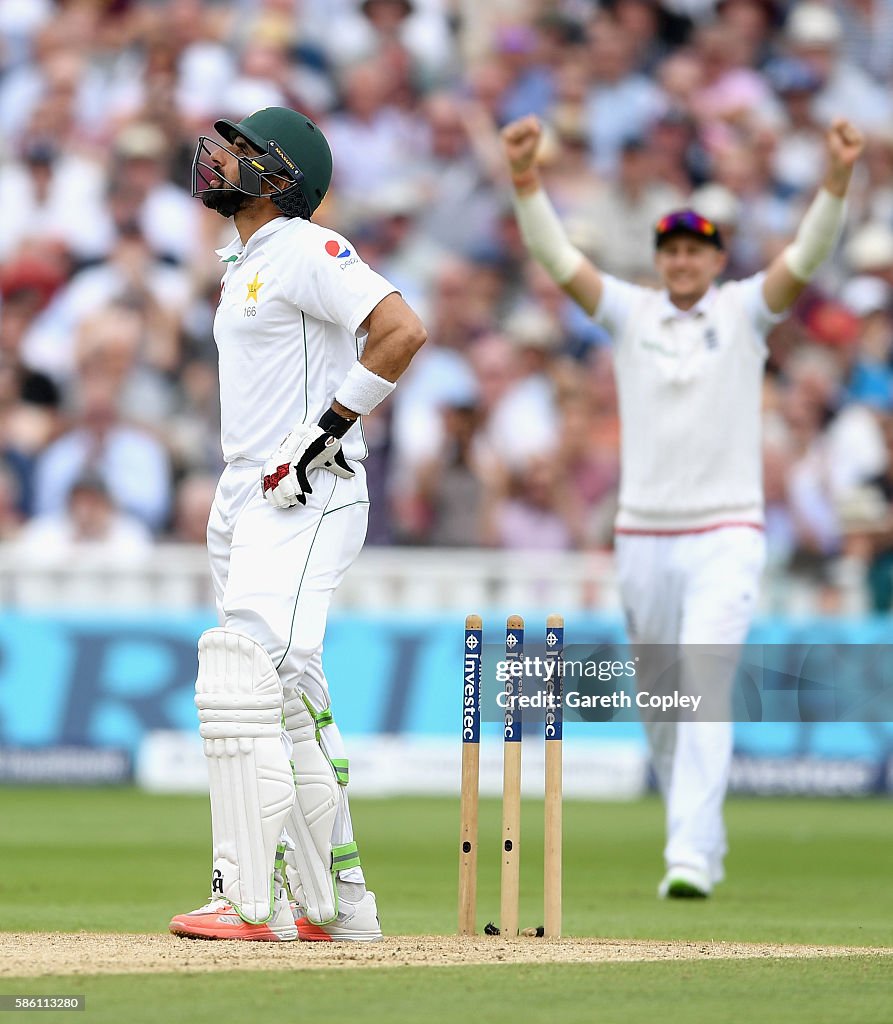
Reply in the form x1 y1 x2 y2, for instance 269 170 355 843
783 188 846 282
512 188 585 285
334 361 396 416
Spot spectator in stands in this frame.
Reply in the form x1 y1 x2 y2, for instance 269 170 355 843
849 128 893 227
71 304 178 425
412 390 487 547
0 0 54 71
163 358 224 477
776 347 847 584
389 257 491 481
494 22 555 125
324 59 422 215
584 15 666 175
322 0 454 85
833 0 893 84
613 0 670 76
785 2 892 130
14 473 153 566
762 426 800 571
555 346 621 548
170 471 218 544
410 91 505 262
0 139 106 265
485 306 563 469
173 0 239 121
768 58 827 196
98 122 201 266
844 220 893 286
840 276 893 405
538 104 601 212
716 0 779 69
32 364 172 533
691 19 779 132
711 135 798 277
21 225 190 383
575 136 684 281
216 20 317 120
646 109 704 194
0 258 64 512
355 180 436 311
838 408 893 610
482 451 582 551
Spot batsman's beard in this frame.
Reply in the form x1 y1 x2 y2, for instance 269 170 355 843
202 186 252 218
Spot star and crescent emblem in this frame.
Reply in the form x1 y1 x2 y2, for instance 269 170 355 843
245 272 264 303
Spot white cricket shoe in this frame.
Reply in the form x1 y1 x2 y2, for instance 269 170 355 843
170 889 298 941
294 890 383 942
658 864 712 899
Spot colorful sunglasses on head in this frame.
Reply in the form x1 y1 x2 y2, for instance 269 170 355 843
655 209 724 250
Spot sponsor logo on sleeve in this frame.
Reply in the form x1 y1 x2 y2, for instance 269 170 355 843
325 239 360 269
325 240 351 258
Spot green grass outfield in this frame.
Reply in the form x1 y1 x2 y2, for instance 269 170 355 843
2 960 891 1024
1 789 891 1022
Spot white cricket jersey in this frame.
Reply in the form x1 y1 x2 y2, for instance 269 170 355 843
213 217 396 463
595 272 782 532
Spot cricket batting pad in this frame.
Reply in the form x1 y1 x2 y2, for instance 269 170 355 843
195 628 295 924
282 692 340 925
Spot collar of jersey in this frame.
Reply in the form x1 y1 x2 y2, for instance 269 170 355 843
658 284 718 323
215 217 292 263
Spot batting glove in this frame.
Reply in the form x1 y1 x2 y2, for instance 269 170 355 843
262 424 354 509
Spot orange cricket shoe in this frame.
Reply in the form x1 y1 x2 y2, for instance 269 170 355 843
170 896 298 941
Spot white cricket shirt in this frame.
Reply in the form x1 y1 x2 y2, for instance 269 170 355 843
595 272 782 532
214 217 396 463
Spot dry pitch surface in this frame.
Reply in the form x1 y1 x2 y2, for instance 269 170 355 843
2 933 891 978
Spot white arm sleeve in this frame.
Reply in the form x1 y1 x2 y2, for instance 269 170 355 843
783 189 846 282
511 189 585 285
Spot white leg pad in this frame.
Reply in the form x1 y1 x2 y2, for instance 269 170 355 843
282 692 340 925
196 628 295 924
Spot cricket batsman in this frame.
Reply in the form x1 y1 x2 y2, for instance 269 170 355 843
502 114 863 897
169 107 426 940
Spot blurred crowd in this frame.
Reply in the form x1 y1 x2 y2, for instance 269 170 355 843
1 0 893 607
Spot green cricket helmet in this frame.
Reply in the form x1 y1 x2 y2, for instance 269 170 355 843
192 107 333 219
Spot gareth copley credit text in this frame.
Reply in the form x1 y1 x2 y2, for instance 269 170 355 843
496 689 702 713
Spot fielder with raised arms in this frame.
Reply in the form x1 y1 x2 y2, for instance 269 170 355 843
503 114 863 898
169 107 426 941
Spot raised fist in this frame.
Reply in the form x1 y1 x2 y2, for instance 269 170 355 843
826 118 864 170
501 115 543 178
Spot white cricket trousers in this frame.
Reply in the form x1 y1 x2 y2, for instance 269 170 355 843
207 459 370 881
615 527 766 882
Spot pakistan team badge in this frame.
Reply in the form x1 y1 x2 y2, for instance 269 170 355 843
245 272 263 316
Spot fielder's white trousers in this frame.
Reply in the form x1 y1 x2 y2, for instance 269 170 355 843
207 460 370 881
615 527 766 883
